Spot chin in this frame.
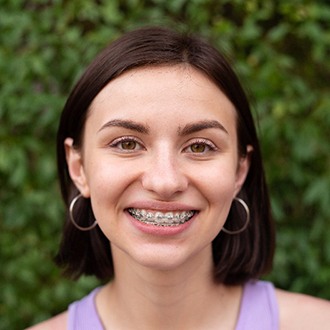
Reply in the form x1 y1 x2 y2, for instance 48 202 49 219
127 242 212 274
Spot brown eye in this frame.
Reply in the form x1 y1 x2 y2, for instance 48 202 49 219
109 136 144 152
121 141 137 150
190 143 206 153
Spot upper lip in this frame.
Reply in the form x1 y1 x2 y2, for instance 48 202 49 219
126 201 197 212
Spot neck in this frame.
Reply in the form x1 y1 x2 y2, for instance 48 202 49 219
96 245 242 330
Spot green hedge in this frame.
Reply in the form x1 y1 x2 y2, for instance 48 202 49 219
1 0 329 328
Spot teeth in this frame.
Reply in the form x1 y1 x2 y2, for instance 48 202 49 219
128 208 195 226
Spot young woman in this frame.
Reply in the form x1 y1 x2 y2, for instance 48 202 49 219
28 26 330 330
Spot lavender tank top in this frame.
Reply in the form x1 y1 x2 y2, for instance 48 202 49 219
68 280 279 329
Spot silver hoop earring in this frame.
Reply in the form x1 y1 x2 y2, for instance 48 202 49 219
222 197 250 235
69 194 98 231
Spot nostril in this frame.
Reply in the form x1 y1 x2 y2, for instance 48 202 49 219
141 160 188 198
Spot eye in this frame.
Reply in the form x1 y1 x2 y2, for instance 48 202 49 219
120 140 137 150
190 143 207 153
184 139 218 154
109 136 144 152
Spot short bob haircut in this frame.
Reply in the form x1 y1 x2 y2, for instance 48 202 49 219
56 26 275 284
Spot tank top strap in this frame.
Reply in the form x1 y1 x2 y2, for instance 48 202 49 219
67 281 278 330
235 280 279 330
68 287 104 330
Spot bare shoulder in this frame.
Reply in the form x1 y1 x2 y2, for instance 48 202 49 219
25 311 68 330
276 288 330 330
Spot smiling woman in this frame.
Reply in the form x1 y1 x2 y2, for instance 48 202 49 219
27 26 330 330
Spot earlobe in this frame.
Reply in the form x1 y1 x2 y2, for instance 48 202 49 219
234 145 253 195
64 138 90 197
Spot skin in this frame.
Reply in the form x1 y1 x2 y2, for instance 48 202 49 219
27 65 330 330
69 65 250 274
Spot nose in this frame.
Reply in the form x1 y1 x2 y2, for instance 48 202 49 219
141 148 188 199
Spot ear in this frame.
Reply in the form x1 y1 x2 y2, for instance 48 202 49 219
234 145 253 196
64 138 90 197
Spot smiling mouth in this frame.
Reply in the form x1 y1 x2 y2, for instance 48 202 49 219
127 208 196 226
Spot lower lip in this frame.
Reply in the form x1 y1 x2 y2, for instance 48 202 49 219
126 211 196 236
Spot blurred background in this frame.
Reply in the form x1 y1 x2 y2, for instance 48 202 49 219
1 0 329 328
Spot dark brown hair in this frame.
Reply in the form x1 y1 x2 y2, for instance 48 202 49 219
56 26 275 284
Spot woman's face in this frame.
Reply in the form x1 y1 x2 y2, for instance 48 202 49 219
66 65 251 271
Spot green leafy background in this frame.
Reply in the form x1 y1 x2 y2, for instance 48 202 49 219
1 0 329 328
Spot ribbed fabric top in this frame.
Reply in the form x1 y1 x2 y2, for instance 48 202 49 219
236 280 279 329
68 280 279 329
68 286 102 330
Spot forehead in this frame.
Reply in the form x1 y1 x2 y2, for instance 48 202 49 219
90 65 235 110
87 65 237 129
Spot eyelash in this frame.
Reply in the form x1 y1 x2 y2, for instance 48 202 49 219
108 136 144 151
184 138 218 154
108 136 218 154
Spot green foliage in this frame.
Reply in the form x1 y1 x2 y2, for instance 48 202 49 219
1 0 329 328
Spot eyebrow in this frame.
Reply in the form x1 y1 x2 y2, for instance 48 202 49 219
178 120 228 136
98 119 149 134
98 119 228 136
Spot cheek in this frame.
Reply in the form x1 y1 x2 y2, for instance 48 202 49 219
85 156 136 193
85 156 145 215
84 160 132 216
193 161 238 201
